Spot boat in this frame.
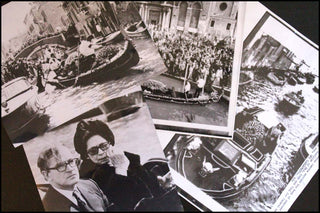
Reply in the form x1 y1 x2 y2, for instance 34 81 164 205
164 107 284 200
141 79 222 105
292 133 318 169
299 133 318 160
304 72 316 84
14 33 67 60
292 72 306 84
239 71 254 86
278 91 305 115
313 85 319 93
125 20 150 39
266 71 286 86
46 38 140 88
1 77 49 142
287 75 297 86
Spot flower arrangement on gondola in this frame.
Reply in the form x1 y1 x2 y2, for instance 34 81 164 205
95 44 123 65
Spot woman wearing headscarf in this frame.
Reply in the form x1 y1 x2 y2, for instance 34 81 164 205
73 119 173 211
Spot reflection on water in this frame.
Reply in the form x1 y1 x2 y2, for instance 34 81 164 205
219 72 319 211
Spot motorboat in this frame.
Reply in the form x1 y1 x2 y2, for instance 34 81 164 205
1 77 49 142
278 91 304 115
304 72 316 84
266 71 286 86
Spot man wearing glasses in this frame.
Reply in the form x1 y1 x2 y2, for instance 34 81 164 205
37 144 114 211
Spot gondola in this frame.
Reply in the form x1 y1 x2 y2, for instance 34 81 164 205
1 77 49 142
141 79 222 105
278 91 304 115
125 20 150 39
266 71 286 86
165 107 284 200
46 38 140 88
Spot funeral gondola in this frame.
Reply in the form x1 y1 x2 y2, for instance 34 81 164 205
125 20 150 39
165 107 285 199
1 77 49 142
141 79 222 105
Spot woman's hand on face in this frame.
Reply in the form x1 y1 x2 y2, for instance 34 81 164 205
107 148 130 176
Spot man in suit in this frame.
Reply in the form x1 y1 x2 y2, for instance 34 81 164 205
37 144 114 211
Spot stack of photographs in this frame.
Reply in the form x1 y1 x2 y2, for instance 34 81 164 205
153 2 319 212
1 1 183 211
1 1 318 212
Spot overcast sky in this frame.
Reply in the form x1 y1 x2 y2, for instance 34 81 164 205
1 2 32 44
243 2 318 74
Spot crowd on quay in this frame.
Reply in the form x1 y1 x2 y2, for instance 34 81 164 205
151 26 234 96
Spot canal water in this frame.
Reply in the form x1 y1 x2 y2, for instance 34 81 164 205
145 74 230 126
218 70 319 211
36 37 166 130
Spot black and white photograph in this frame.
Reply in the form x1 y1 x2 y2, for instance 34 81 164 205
136 1 245 136
22 87 184 211
1 1 167 144
234 3 318 211
155 2 318 212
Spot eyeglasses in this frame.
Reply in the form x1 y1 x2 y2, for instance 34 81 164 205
87 142 110 156
47 158 80 172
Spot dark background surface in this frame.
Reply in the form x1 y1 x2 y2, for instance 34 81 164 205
1 1 319 211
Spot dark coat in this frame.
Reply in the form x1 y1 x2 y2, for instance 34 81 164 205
79 152 165 211
42 179 111 212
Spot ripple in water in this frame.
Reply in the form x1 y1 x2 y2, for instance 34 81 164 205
220 74 319 211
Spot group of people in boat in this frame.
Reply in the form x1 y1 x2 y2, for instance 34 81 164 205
1 33 107 89
235 112 286 154
151 28 234 98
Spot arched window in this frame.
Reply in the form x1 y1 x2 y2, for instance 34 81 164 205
177 2 187 27
189 3 201 29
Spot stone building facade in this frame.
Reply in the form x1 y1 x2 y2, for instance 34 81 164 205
136 1 238 39
242 34 296 70
23 2 70 36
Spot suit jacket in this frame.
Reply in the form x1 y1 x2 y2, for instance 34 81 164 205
42 179 111 212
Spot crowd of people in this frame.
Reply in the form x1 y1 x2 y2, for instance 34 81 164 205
151 28 235 96
149 26 234 96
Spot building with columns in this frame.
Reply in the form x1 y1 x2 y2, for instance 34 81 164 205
136 1 239 39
